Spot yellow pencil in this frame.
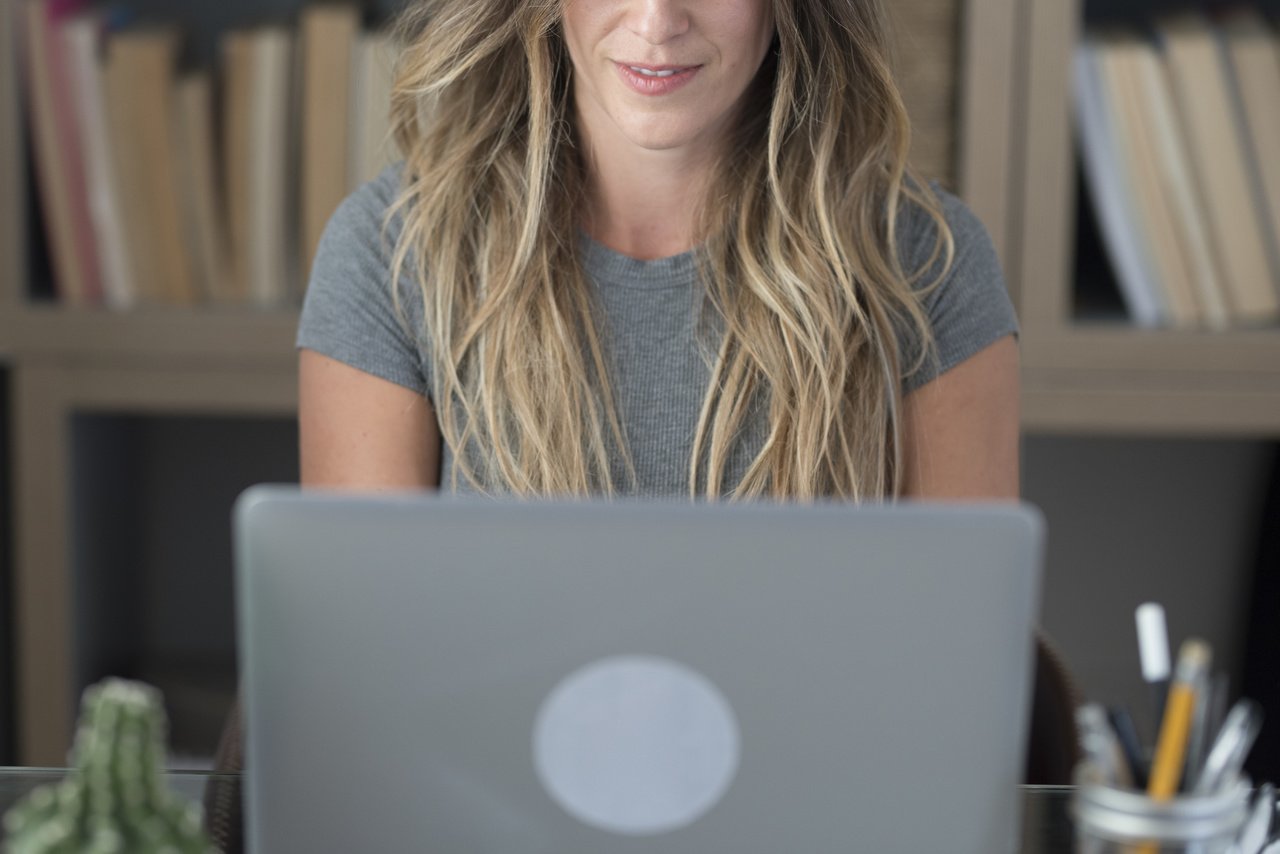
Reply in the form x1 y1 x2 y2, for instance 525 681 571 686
1147 638 1212 799
1128 640 1212 854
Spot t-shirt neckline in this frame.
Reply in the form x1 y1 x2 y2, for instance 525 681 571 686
578 230 701 291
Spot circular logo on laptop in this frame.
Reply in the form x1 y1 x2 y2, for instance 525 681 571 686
533 655 740 836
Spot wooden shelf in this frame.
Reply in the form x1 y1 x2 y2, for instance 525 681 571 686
1023 380 1280 436
11 311 1280 434
1023 326 1280 375
6 303 300 368
12 308 1280 434
1020 326 1280 436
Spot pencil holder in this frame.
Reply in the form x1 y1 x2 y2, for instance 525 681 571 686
1071 765 1250 854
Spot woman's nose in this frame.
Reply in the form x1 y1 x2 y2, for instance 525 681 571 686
626 0 691 45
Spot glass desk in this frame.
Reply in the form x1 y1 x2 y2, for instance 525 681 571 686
0 769 1076 852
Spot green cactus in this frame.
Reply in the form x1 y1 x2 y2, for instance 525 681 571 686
3 678 217 854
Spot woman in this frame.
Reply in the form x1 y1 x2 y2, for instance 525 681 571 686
296 0 1020 501
211 10 1039 843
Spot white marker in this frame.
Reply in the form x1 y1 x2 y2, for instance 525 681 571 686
1136 602 1171 731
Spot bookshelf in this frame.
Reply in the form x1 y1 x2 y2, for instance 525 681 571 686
1012 0 1280 434
0 0 21 356
1011 0 1280 742
1 0 1272 767
12 363 298 763
0 367 12 765
0 0 1023 766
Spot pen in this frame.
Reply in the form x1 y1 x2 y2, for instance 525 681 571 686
1205 672 1230 751
1107 705 1148 788
1186 671 1228 790
1136 603 1171 738
1147 638 1211 800
1077 703 1135 788
1191 698 1262 795
1237 782 1275 854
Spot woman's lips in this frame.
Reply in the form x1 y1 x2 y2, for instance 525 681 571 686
615 62 701 96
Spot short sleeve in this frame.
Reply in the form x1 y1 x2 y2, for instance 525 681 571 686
296 164 432 398
896 186 1020 394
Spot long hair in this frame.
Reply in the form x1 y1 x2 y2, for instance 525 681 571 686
386 0 953 500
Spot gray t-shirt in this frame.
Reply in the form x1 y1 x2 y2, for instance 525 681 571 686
297 164 1018 496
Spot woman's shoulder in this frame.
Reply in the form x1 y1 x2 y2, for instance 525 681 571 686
308 161 414 296
299 160 431 396
891 179 1018 393
325 162 409 243
362 161 408 207
895 180 997 278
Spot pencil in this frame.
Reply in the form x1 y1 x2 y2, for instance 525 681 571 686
1147 639 1212 800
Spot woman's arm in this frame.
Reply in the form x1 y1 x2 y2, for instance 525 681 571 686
299 349 442 489
899 335 1020 500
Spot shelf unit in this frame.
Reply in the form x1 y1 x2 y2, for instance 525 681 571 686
1011 0 1280 434
0 0 22 360
0 0 312 763
0 0 1024 766
1 0 1274 765
12 362 297 762
1011 0 1278 738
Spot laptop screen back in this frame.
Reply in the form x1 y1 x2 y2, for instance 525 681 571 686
234 487 1044 853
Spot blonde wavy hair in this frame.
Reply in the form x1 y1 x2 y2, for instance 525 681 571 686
386 0 954 501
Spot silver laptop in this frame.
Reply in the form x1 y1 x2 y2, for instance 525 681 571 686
233 485 1044 853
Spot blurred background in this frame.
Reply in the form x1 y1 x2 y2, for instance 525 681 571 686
0 0 1277 783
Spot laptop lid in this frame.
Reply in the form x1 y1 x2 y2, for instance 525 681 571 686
234 485 1044 853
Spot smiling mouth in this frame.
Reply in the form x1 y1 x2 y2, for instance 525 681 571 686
626 65 695 78
614 62 702 95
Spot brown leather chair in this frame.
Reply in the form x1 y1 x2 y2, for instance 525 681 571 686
1025 628 1083 785
203 630 1082 852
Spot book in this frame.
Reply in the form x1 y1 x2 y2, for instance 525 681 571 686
247 26 295 307
348 28 399 190
23 0 103 305
173 71 228 303
299 4 359 287
222 25 295 308
1093 33 1202 328
1127 36 1231 330
220 29 254 305
1220 9 1280 306
61 11 134 309
103 26 197 304
1072 39 1167 327
1156 14 1280 325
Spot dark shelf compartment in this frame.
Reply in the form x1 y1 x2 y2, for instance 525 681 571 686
70 412 298 759
1069 164 1132 325
1083 0 1280 26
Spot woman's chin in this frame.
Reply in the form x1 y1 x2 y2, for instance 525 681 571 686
612 119 710 155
